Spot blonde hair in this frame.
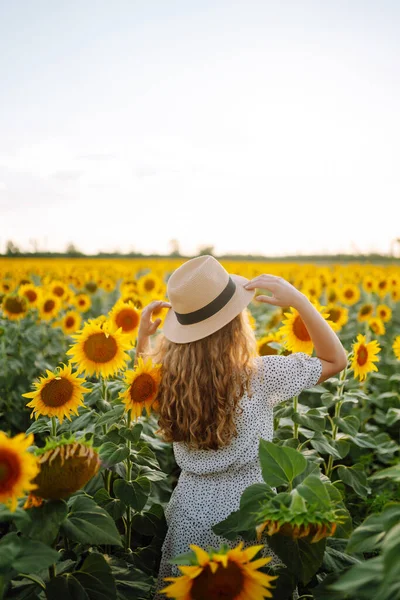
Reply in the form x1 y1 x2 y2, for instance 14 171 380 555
149 309 258 451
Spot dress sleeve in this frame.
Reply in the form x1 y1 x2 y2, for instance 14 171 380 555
258 352 323 407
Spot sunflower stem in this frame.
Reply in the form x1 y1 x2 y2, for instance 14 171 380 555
293 395 299 440
51 417 57 438
325 363 348 479
125 410 132 552
49 564 56 579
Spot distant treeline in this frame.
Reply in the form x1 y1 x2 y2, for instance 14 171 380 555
1 250 399 264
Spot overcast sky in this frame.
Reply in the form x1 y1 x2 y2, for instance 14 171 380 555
1 0 399 256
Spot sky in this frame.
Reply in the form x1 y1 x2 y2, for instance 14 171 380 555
0 0 399 257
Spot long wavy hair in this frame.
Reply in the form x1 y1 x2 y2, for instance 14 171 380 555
148 309 258 451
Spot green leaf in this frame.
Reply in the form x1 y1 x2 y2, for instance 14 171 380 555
310 432 342 459
369 464 400 483
346 433 377 449
346 513 387 554
119 423 143 443
19 500 68 546
386 408 400 426
292 409 326 432
61 496 122 546
113 477 151 512
108 557 154 600
296 474 331 509
338 465 371 499
45 553 117 600
99 442 130 467
322 540 362 573
131 504 166 536
333 415 360 436
258 439 307 487
382 522 400 582
96 405 125 427
327 556 383 594
94 488 126 520
0 532 59 576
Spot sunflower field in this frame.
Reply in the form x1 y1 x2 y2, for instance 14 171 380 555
0 257 399 600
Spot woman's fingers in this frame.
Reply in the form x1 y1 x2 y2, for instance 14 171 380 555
244 275 279 291
255 294 278 304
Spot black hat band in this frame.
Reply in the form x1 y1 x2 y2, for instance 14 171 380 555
174 277 236 325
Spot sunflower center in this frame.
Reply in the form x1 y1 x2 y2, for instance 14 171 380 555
78 299 86 305
53 286 64 297
360 305 372 316
191 561 245 600
378 281 387 290
25 290 37 302
65 316 75 328
357 345 369 366
327 308 341 322
0 449 21 492
344 289 354 299
44 299 55 312
85 282 97 293
293 315 311 341
144 279 155 292
115 309 139 332
41 378 74 407
4 296 26 314
83 333 118 363
259 342 277 356
129 373 155 403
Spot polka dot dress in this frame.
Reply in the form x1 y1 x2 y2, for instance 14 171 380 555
153 352 323 600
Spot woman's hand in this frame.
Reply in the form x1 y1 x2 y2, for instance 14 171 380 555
244 274 305 308
138 300 171 338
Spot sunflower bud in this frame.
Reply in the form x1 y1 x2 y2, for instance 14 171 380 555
32 441 101 500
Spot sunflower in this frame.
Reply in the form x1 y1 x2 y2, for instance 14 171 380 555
137 273 165 296
19 283 41 307
49 280 69 299
66 321 131 378
257 333 282 356
73 293 92 313
357 303 374 322
376 277 390 299
302 279 322 302
0 432 39 511
108 299 141 340
57 310 82 335
99 277 116 293
1 278 16 294
38 294 62 320
393 336 400 360
26 439 101 501
160 541 278 600
391 288 400 303
278 303 334 355
361 276 375 294
265 309 283 330
1 294 29 321
119 356 162 420
376 304 392 323
325 286 341 304
339 284 361 306
350 334 381 381
368 317 385 336
324 304 348 332
22 362 89 424
256 518 337 544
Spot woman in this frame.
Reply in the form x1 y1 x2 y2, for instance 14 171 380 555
137 255 347 600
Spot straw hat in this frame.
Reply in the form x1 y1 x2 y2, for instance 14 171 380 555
163 255 255 343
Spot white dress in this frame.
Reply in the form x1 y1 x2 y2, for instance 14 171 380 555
153 352 323 599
